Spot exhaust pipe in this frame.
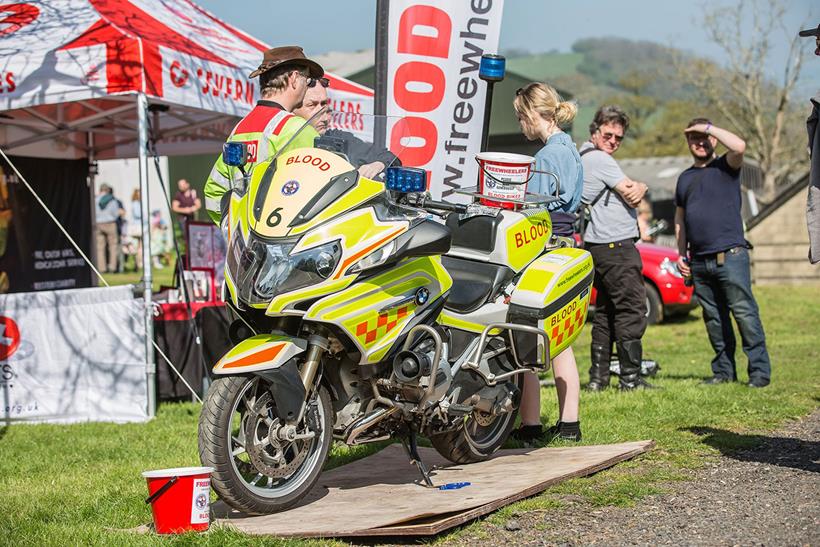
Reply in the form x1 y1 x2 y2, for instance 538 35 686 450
346 406 398 445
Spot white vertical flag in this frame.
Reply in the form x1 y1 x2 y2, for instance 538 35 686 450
384 0 505 200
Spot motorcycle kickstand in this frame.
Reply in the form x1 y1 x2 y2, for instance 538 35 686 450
401 429 435 488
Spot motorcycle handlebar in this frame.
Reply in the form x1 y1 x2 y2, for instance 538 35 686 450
422 199 468 214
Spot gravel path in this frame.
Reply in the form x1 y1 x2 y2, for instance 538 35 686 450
446 409 820 546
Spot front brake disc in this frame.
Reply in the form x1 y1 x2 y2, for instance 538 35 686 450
244 392 311 478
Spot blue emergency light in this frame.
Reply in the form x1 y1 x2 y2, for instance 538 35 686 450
223 142 248 167
479 54 505 82
385 166 426 193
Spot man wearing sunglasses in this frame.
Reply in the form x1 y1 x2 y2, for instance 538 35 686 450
674 118 771 388
204 46 323 224
579 105 652 391
293 77 398 180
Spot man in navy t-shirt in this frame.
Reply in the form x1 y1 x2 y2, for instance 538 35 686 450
674 118 771 387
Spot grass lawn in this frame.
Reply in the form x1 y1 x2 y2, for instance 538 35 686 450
1 285 818 545
102 267 175 293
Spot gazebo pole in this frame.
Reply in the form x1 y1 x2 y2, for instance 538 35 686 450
137 92 156 418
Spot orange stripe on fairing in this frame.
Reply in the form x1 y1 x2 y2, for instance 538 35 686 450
335 227 406 279
222 343 285 369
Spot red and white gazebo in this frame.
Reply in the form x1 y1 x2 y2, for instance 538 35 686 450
0 0 374 159
0 0 374 416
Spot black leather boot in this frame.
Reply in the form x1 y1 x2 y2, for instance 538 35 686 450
617 339 655 390
586 343 611 391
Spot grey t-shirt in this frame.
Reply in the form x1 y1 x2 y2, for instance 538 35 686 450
579 142 638 243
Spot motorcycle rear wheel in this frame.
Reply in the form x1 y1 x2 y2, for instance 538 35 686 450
430 376 522 464
198 376 332 515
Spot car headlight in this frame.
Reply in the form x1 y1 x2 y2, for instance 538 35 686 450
347 240 396 274
660 256 683 278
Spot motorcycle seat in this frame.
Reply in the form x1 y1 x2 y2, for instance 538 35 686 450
441 255 514 314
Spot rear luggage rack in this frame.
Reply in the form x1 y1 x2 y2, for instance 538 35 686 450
453 186 558 207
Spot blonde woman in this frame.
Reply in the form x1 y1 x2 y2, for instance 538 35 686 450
511 82 583 442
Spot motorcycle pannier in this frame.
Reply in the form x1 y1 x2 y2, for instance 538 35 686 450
506 248 594 365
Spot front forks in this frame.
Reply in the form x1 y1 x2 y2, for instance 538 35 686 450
296 335 328 423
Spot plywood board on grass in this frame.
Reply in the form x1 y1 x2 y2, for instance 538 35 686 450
213 440 654 538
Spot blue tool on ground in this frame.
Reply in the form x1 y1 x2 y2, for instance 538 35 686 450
438 481 471 490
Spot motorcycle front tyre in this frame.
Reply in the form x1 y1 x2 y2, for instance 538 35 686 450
198 376 333 515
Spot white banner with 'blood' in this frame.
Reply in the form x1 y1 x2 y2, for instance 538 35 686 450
385 0 505 199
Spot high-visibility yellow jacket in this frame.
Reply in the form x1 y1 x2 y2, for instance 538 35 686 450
204 100 319 224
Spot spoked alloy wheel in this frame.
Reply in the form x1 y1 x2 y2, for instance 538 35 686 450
198 375 332 515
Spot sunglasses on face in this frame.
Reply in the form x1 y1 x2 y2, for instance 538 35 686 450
598 130 624 143
307 77 330 88
686 133 710 142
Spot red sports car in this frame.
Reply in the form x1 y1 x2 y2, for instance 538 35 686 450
590 242 697 324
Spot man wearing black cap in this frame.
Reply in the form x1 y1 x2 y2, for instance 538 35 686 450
800 24 820 264
204 46 324 224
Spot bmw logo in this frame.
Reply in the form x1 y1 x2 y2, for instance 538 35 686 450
281 180 300 196
415 287 430 306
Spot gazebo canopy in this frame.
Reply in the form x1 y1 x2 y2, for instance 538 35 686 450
0 0 373 160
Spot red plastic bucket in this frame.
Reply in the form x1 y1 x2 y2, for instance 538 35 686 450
142 466 214 534
476 152 534 209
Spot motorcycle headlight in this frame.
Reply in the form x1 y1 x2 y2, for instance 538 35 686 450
660 257 683 278
226 231 341 305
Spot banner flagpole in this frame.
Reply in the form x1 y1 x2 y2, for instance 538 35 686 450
373 0 389 150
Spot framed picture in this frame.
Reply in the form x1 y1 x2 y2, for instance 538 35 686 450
187 222 215 270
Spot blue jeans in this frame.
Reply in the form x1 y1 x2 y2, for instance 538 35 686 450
691 247 771 382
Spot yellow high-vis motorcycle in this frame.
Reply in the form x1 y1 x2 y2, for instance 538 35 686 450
198 115 593 515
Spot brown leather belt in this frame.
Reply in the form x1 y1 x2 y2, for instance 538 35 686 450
696 245 748 265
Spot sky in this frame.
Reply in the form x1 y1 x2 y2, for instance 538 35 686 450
197 0 818 91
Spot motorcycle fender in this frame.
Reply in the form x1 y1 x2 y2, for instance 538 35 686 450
212 334 307 375
256 359 305 423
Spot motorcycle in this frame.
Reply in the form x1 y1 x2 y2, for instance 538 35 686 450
198 115 593 515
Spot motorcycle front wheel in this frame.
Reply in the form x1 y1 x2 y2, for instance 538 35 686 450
198 375 332 515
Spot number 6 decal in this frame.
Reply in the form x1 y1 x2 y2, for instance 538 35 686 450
266 207 283 227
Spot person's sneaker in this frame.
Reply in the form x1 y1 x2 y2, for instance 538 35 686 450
747 378 770 388
510 425 544 442
701 376 733 385
544 421 582 442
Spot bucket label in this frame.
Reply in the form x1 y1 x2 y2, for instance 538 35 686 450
480 162 530 203
190 478 211 525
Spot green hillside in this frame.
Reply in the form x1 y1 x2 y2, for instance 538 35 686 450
502 39 698 156
506 52 584 80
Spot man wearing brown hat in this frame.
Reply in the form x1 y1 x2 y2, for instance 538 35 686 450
800 24 820 263
204 46 324 224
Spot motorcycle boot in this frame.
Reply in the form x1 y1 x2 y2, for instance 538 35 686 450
617 339 656 390
586 343 611 391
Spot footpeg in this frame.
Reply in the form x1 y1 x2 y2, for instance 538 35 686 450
445 403 474 416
